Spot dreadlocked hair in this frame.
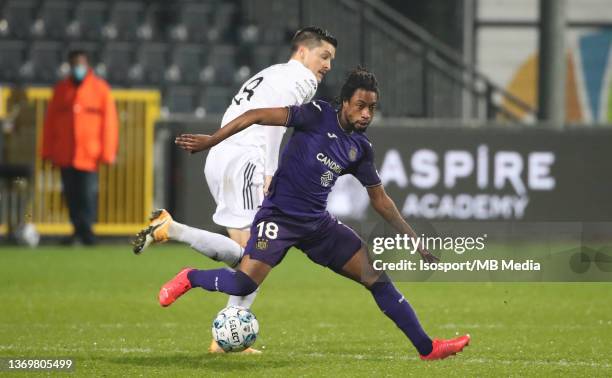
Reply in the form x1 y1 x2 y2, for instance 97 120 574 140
336 67 379 108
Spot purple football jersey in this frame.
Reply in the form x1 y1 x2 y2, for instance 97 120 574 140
262 100 381 218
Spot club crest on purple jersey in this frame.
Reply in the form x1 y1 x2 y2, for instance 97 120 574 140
349 146 358 162
255 238 269 250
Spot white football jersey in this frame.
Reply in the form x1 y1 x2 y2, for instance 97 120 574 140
213 59 318 174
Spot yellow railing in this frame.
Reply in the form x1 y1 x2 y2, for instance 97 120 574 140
0 87 159 235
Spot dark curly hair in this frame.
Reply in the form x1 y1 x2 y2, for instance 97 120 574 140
338 67 379 107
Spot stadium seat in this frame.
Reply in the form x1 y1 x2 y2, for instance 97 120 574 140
32 0 72 39
206 44 237 85
164 86 196 114
275 47 292 65
71 1 108 41
209 2 237 42
169 44 205 84
136 42 168 84
105 1 144 41
234 65 251 84
137 3 160 41
98 42 133 85
1 0 36 39
66 42 100 66
244 0 300 30
235 45 252 68
141 2 178 41
27 41 62 83
172 3 212 43
199 86 234 114
259 26 287 44
238 24 261 45
0 40 24 82
251 45 278 71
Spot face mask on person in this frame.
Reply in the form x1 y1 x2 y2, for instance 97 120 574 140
72 64 88 82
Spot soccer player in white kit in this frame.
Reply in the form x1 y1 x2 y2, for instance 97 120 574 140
132 27 337 353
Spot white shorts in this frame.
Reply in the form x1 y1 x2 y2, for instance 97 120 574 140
204 143 265 229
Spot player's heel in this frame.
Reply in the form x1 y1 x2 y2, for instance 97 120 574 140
131 209 173 254
132 226 154 254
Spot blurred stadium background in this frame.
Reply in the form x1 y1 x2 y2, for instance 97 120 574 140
1 2 611 376
0 0 611 241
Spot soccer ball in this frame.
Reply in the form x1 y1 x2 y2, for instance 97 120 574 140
211 306 259 352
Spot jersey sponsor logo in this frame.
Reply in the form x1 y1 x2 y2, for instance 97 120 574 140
327 132 338 139
320 170 334 187
316 153 344 174
312 101 322 112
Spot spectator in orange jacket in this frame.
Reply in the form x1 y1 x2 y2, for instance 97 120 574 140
41 50 118 245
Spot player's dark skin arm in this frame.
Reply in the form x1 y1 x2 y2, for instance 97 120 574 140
175 107 289 153
367 185 439 263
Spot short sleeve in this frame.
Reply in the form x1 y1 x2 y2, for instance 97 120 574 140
285 101 324 131
353 141 382 187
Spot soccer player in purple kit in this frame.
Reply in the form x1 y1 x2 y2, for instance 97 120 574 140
170 68 470 360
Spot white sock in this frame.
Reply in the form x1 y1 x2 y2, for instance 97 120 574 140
168 221 243 267
226 289 259 309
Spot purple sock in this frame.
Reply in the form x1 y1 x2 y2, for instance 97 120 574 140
187 268 258 296
369 281 433 356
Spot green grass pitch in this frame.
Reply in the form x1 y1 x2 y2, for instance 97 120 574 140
1 244 611 377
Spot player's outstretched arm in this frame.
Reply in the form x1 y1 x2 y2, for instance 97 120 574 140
175 107 289 153
367 185 439 263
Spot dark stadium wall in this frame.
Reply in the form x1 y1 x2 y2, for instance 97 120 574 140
382 0 465 53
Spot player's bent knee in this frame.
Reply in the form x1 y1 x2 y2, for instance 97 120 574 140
359 246 384 287
364 272 390 291
230 270 259 296
339 245 384 288
361 268 384 288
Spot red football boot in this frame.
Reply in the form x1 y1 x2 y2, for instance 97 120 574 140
420 334 470 360
159 268 194 307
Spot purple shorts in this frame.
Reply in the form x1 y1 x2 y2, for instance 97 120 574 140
244 206 363 272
